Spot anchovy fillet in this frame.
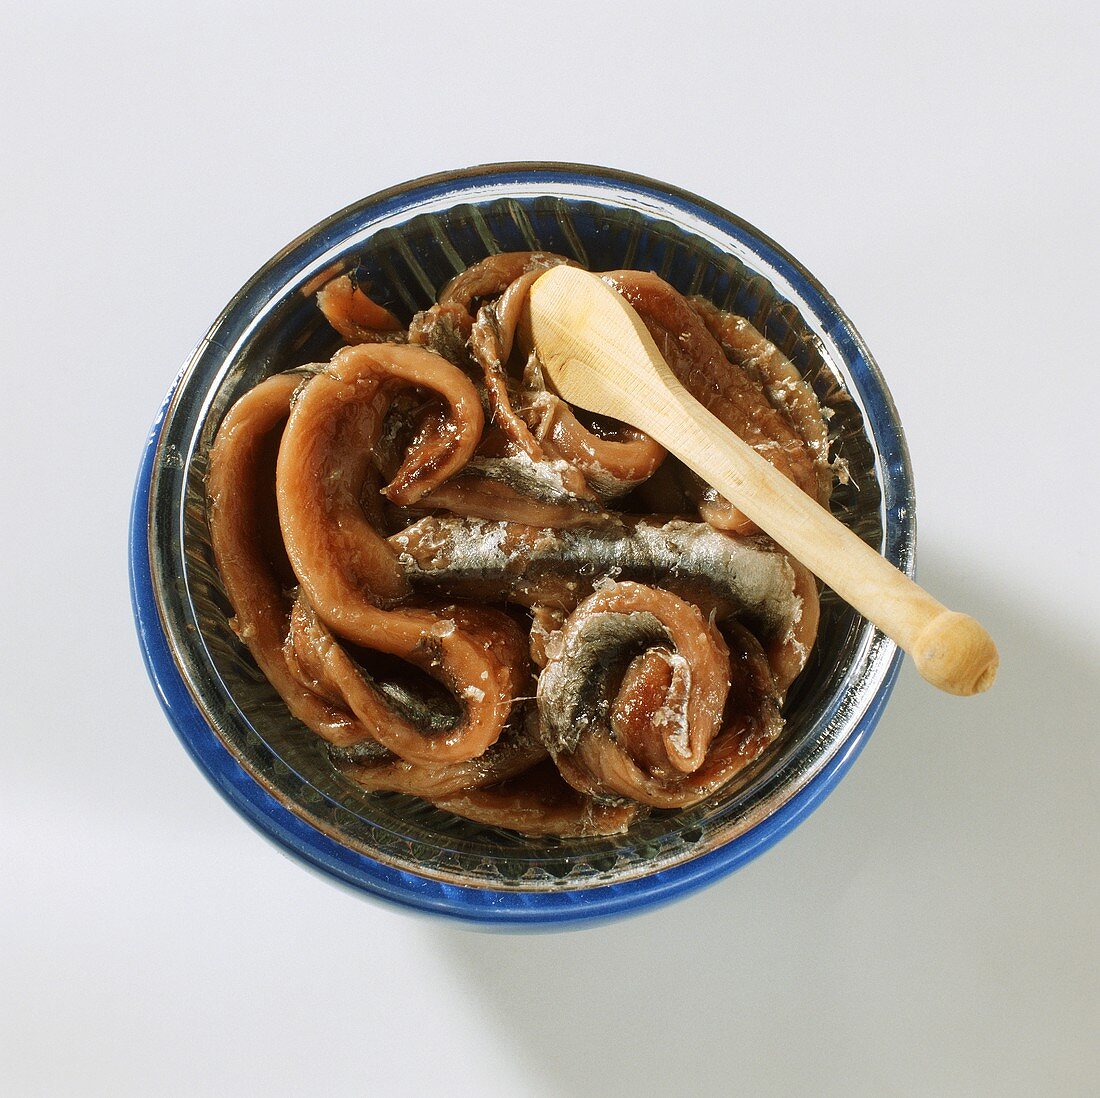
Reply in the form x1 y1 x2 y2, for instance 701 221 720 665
538 610 669 754
390 515 798 639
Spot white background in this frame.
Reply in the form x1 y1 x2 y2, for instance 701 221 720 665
2 3 1097 1095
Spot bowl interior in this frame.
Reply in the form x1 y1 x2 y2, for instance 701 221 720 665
149 175 899 891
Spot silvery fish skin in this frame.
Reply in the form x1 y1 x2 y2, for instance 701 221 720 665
334 714 549 799
326 678 461 763
538 610 670 755
411 453 602 529
390 515 798 638
461 455 598 506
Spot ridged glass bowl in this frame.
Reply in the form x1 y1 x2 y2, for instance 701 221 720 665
130 163 914 928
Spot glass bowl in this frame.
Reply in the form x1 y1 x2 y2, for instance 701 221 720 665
130 163 914 928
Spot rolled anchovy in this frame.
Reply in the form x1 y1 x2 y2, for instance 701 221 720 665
539 610 670 754
536 582 776 811
389 515 798 640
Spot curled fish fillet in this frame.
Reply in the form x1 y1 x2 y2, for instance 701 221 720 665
518 354 667 500
275 344 528 765
464 255 669 499
541 583 782 809
468 274 569 468
207 373 370 747
317 273 406 345
281 592 526 767
439 251 573 312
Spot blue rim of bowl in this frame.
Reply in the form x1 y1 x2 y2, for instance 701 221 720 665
129 162 911 928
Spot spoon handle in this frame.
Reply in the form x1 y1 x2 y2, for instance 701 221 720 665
644 378 998 696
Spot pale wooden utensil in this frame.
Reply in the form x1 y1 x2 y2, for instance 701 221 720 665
527 265 998 695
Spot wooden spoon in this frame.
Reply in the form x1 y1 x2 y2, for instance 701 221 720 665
527 265 998 696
